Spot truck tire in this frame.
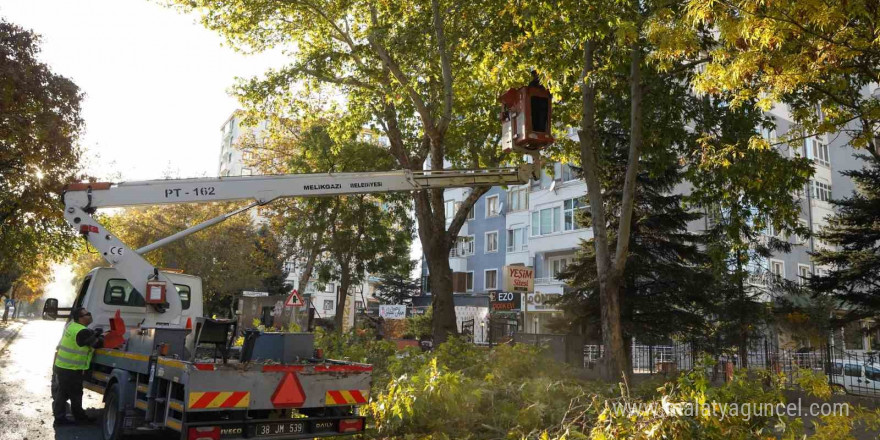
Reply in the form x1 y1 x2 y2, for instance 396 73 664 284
102 383 125 440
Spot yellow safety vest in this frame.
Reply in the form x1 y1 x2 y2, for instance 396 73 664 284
54 321 94 370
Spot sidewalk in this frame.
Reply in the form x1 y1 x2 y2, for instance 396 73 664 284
0 319 25 354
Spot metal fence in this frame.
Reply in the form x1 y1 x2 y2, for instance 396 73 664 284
827 350 880 398
583 342 880 398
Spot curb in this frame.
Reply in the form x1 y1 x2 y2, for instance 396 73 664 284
0 322 24 355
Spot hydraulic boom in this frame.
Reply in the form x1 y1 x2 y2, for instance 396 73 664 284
63 163 539 327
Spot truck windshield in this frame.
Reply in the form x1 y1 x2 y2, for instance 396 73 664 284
104 279 191 310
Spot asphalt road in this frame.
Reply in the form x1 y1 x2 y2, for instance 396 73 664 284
0 320 105 439
0 320 170 440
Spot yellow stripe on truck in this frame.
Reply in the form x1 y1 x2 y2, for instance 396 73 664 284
189 391 250 409
95 348 149 362
325 390 369 405
207 391 233 408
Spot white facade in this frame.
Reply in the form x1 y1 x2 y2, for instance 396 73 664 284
218 111 381 322
218 111 265 178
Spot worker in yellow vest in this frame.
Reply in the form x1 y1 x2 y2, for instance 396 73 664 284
52 307 104 426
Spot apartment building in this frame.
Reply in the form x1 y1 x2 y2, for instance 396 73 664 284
218 111 378 325
415 162 591 335
422 106 876 349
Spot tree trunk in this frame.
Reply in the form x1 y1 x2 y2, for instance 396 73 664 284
334 267 351 332
736 250 749 368
578 39 630 383
2 282 15 322
411 134 474 344
425 242 457 343
296 238 323 328
599 271 629 381
297 239 322 295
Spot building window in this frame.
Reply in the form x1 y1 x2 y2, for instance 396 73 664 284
563 198 586 231
810 138 830 167
466 204 475 220
486 195 500 217
810 180 832 202
485 269 498 290
770 260 784 278
466 272 474 292
283 261 296 273
797 264 811 285
323 300 334 311
325 283 335 293
452 235 474 257
485 231 498 253
764 215 778 237
548 257 571 280
761 126 777 143
507 227 528 252
706 204 723 229
531 206 561 236
445 200 455 220
508 186 529 212
560 163 576 182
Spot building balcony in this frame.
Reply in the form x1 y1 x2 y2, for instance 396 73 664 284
449 256 468 273
534 277 565 286
527 229 591 254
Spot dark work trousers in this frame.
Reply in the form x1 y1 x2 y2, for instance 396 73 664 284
52 366 88 421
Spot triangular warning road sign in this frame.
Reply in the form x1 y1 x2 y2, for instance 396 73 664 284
271 371 306 407
284 289 304 307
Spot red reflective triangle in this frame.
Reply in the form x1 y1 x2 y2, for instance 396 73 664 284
284 289 304 307
271 372 306 407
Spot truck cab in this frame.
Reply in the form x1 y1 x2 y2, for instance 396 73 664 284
63 267 203 331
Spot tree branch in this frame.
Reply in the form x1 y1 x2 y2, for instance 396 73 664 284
579 40 612 276
614 44 644 272
366 34 439 140
431 0 454 136
294 67 377 90
447 186 489 242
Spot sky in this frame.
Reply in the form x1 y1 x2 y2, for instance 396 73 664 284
2 0 290 299
3 0 424 299
2 0 286 181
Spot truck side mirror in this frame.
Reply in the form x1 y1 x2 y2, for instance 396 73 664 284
42 298 72 321
43 299 59 320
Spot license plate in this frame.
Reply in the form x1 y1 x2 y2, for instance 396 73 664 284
253 421 307 437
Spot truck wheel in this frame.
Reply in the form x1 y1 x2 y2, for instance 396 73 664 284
102 383 125 440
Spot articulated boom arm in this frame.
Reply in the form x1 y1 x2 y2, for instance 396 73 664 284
63 164 537 327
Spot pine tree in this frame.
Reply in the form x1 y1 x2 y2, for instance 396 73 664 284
374 272 421 305
703 211 792 364
556 157 715 348
811 153 880 324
